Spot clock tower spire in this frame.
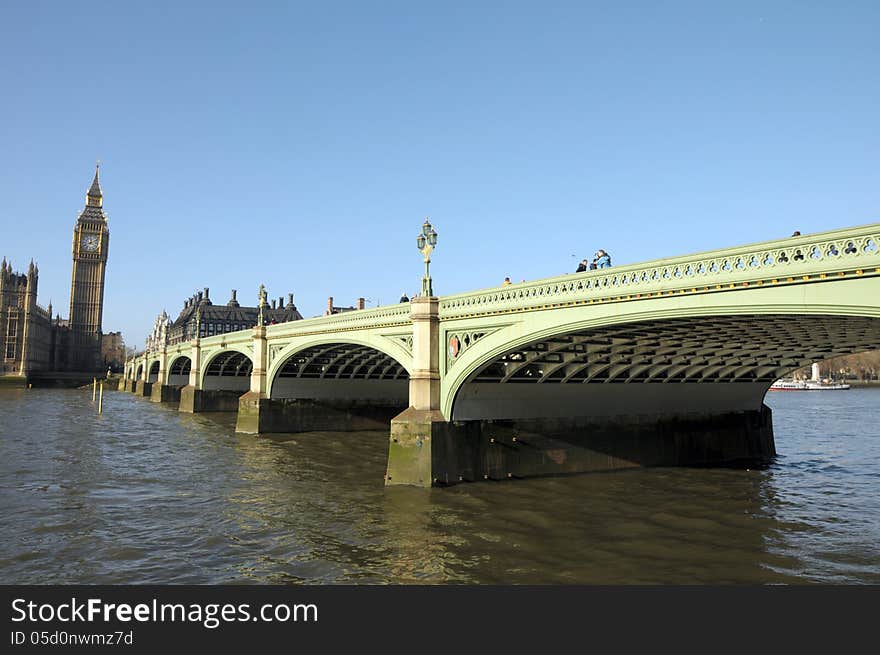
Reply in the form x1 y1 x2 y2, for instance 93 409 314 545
69 162 110 372
86 162 103 207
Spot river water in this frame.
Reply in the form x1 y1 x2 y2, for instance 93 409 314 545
1 387 878 584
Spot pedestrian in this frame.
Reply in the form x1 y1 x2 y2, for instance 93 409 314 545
594 249 611 268
791 230 801 237
575 259 589 273
502 277 511 286
399 292 409 302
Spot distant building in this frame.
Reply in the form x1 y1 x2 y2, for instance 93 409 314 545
162 288 304 346
101 331 126 372
1 166 117 378
325 296 365 316
0 261 53 375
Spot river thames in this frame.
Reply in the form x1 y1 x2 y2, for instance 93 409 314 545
1 387 878 584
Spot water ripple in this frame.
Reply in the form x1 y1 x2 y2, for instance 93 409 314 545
0 387 878 583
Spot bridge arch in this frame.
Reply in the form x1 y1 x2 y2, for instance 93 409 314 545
268 338 410 403
444 306 880 421
147 361 160 383
134 363 144 380
200 350 253 391
166 355 191 386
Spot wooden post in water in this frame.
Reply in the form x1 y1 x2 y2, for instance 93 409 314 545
98 382 103 414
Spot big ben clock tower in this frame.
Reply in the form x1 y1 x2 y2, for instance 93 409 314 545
69 164 110 372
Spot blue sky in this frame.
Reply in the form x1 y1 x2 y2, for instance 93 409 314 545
2 1 878 347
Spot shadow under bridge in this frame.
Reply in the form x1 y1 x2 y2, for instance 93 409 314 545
451 314 880 422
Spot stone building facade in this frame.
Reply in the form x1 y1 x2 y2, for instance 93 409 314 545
160 287 303 347
101 331 126 372
0 261 54 375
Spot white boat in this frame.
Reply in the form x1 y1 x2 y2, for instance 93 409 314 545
768 362 851 391
768 379 851 391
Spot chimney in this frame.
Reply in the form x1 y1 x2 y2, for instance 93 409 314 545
357 297 365 310
279 296 284 309
287 293 294 307
204 287 210 300
228 289 239 307
327 297 334 313
271 299 277 309
198 291 203 302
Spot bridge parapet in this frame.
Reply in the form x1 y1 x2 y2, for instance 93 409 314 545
264 302 412 337
439 224 879 319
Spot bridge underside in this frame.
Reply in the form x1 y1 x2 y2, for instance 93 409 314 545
204 351 252 391
388 313 880 486
150 356 191 403
167 356 190 387
178 352 253 413
238 343 409 434
452 314 880 420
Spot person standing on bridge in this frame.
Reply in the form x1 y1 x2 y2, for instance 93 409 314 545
399 292 409 302
594 250 611 268
575 259 589 273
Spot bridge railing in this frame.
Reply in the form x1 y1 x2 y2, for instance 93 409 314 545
129 223 879 366
438 223 880 318
263 302 413 337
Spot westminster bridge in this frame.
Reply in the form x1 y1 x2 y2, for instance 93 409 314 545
123 223 880 486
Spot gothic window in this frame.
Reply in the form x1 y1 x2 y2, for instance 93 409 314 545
5 343 14 359
7 319 17 338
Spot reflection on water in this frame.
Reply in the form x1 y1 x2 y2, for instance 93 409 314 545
0 388 878 584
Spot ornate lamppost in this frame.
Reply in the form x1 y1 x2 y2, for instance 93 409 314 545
416 217 438 297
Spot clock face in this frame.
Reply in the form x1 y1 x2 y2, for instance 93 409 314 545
81 234 99 252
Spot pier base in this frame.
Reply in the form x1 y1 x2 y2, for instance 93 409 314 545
134 380 153 397
150 383 182 404
235 392 404 434
178 386 242 413
386 405 776 487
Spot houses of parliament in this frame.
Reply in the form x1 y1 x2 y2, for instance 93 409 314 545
0 165 121 382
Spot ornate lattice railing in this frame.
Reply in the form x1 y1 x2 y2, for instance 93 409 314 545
131 224 879 365
264 303 413 338
439 223 880 319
